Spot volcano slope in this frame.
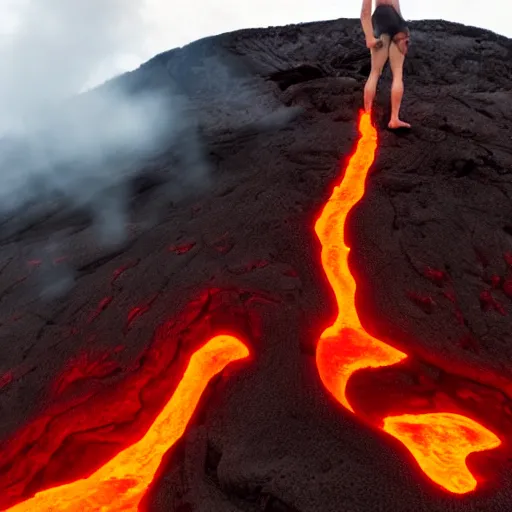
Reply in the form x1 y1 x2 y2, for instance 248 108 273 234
1 16 512 512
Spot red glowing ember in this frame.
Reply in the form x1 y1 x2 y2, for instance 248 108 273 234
168 241 196 254
503 278 512 298
111 260 140 286
87 296 113 323
52 348 122 396
0 371 14 390
424 266 449 287
479 290 506 316
4 335 249 511
314 111 501 494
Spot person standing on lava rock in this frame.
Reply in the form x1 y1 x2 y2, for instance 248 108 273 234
360 0 411 129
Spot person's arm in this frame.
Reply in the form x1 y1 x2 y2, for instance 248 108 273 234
360 0 374 42
361 0 381 48
392 0 403 17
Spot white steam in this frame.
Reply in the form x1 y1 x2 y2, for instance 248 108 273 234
0 0 146 129
0 0 209 249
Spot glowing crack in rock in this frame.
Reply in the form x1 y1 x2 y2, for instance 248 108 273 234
314 111 501 494
5 335 249 512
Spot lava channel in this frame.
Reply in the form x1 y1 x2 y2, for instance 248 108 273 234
4 335 249 512
314 111 501 494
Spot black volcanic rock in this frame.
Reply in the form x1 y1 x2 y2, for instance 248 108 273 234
1 17 512 512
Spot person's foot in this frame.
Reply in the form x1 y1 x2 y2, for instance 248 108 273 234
388 119 411 129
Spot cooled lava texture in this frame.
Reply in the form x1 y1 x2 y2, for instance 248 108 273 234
1 16 512 512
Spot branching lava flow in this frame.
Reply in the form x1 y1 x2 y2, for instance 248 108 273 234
4 335 249 511
314 111 501 494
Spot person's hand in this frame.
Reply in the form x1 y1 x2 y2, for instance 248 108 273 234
366 36 383 49
393 31 410 55
396 37 409 55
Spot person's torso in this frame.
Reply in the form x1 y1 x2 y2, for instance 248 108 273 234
375 0 400 10
372 0 408 37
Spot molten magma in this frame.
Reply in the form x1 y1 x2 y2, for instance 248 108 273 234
5 335 249 512
314 112 408 412
314 111 501 494
384 413 501 494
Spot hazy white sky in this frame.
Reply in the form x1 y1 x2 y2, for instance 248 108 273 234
143 0 508 69
0 0 508 91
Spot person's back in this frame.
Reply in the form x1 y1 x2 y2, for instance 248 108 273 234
360 0 411 129
376 0 400 10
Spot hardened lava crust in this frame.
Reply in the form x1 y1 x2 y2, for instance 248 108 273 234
1 17 512 512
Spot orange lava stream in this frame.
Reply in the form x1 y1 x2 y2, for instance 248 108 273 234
384 413 501 494
4 335 249 512
314 111 501 494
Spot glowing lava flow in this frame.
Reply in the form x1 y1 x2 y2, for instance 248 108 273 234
384 413 502 494
314 111 501 494
4 335 249 512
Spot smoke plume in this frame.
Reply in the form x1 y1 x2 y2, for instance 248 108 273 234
0 0 212 298
0 0 209 241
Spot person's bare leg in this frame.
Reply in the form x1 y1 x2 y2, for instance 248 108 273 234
363 36 390 113
388 40 411 128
